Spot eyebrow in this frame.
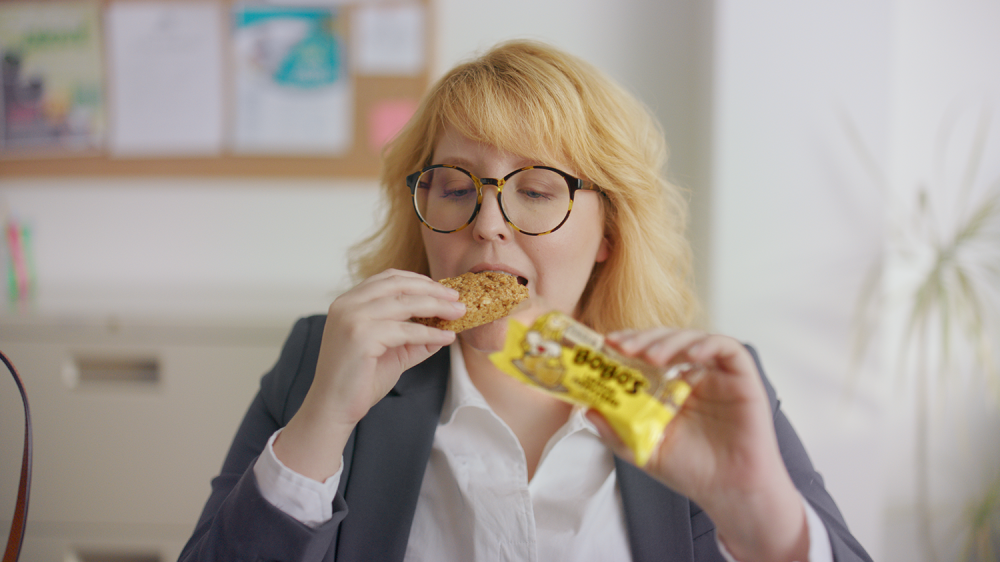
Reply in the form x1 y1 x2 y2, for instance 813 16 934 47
431 156 540 174
431 156 477 169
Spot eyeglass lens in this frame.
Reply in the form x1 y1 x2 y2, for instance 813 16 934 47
413 167 571 234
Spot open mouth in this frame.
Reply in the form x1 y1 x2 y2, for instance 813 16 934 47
491 271 528 287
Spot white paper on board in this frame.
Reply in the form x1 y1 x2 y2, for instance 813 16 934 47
105 2 224 157
352 4 425 76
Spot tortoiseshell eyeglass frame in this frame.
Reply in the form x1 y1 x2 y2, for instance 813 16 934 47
405 164 601 236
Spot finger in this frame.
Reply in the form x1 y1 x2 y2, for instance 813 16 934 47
368 268 430 282
379 270 461 298
351 271 461 305
360 268 431 291
366 292 467 323
606 327 679 355
608 328 708 367
641 330 709 366
606 329 638 341
356 318 457 354
686 335 758 377
385 319 458 348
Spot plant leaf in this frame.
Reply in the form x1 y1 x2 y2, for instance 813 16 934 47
957 105 993 217
838 108 886 189
848 257 885 387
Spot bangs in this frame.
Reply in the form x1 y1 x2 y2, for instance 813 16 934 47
429 52 590 170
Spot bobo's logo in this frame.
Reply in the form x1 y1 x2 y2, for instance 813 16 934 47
572 347 647 394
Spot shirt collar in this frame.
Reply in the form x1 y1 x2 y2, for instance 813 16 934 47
440 342 491 425
568 404 601 437
441 342 600 439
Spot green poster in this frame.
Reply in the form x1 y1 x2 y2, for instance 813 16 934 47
0 1 105 151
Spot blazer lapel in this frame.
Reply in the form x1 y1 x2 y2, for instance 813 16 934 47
617 457 696 562
334 349 450 562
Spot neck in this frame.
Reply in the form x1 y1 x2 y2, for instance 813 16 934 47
460 340 572 480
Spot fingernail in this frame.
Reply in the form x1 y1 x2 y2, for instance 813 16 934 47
607 331 633 346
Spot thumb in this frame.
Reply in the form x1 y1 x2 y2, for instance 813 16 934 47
585 409 636 465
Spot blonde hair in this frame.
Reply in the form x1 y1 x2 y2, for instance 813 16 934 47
350 40 698 331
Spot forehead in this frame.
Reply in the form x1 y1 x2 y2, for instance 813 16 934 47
431 126 575 176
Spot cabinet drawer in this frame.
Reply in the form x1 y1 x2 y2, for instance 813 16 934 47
0 319 290 559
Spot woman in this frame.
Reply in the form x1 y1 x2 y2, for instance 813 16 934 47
180 40 871 562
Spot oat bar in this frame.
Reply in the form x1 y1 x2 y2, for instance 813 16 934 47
413 271 529 332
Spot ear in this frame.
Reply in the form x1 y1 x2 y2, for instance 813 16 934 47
595 235 611 263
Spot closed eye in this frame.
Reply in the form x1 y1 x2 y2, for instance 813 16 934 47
440 185 475 199
513 185 560 204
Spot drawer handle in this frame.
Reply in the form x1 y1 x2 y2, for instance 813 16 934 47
65 356 160 387
73 550 161 562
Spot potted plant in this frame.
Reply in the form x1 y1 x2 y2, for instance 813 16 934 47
847 105 1000 562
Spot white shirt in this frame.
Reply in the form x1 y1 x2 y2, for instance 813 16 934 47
404 344 629 561
254 343 834 561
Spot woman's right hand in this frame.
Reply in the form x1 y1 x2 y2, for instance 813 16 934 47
273 269 465 481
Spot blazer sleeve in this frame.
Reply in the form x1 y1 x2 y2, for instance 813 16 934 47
746 347 873 562
178 316 347 562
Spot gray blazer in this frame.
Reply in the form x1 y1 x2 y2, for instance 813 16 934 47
179 315 872 562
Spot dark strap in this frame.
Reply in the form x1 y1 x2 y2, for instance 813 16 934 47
2 350 31 562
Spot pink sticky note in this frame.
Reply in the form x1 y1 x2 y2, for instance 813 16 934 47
369 99 419 152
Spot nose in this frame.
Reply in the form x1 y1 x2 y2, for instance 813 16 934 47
471 183 510 241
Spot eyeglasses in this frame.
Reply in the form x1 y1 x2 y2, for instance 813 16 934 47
406 164 600 236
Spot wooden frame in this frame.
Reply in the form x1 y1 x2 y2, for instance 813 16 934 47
0 0 432 179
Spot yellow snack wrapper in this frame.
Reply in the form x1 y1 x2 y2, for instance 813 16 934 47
488 310 698 467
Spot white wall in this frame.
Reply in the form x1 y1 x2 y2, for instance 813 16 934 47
0 177 381 322
712 0 1000 560
882 0 1000 560
712 0 892 557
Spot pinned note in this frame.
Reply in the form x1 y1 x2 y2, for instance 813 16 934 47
368 99 418 151
0 1 105 151
231 5 352 155
106 2 225 156
352 5 425 76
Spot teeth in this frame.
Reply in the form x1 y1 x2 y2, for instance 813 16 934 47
479 270 528 286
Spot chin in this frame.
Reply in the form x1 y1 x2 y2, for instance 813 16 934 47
457 319 509 353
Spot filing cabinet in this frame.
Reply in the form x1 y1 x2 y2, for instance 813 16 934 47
0 316 290 562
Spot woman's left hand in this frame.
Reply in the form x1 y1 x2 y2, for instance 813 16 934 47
588 329 810 562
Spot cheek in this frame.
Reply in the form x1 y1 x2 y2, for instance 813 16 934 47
420 229 452 278
529 208 607 303
422 229 484 280
532 218 606 273
529 239 600 297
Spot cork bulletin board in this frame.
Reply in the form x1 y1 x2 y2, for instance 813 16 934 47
0 0 432 178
